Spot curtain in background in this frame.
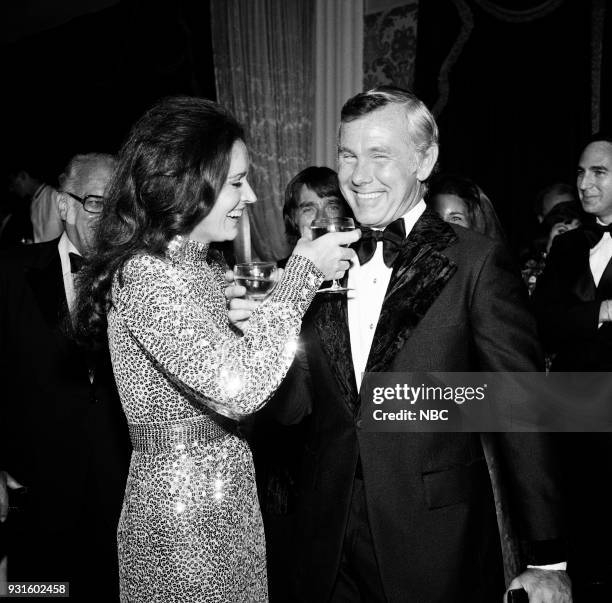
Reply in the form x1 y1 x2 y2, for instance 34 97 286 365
211 0 315 261
313 0 364 168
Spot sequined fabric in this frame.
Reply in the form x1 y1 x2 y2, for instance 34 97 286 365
108 236 323 602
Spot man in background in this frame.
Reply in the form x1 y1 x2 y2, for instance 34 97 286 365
533 132 612 601
0 153 130 602
283 166 353 246
2 164 63 247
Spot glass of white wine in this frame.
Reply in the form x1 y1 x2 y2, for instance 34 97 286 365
234 262 279 301
310 217 355 293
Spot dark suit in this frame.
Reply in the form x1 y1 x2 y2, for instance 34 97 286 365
0 240 130 602
533 227 612 371
533 227 612 595
273 210 565 602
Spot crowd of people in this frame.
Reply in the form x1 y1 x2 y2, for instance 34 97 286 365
0 86 611 603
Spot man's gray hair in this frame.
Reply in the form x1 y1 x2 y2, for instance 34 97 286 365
340 86 439 156
59 153 117 192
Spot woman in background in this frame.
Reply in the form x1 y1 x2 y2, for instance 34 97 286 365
427 171 523 585
522 190 583 295
75 96 357 602
427 172 505 242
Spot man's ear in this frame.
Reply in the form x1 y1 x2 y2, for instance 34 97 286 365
57 193 68 221
417 144 439 182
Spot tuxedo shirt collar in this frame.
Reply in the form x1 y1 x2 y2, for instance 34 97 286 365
58 231 80 312
588 218 612 288
365 199 427 237
348 200 426 388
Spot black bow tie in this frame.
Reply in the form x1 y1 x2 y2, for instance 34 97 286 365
353 218 406 267
69 252 85 274
584 221 612 248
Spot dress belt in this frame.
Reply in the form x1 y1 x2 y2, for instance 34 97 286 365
129 414 230 454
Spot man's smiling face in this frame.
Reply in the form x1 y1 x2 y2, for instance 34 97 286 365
577 141 612 224
337 104 437 228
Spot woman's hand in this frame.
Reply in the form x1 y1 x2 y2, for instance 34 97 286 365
225 271 259 333
293 230 360 281
546 219 580 252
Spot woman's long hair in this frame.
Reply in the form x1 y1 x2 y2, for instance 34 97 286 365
74 96 244 346
427 173 506 242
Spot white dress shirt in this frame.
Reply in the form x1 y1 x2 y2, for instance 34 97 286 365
58 231 80 313
347 200 427 390
589 222 612 328
589 228 612 287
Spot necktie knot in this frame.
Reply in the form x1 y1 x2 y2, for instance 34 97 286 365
353 217 406 267
69 252 85 274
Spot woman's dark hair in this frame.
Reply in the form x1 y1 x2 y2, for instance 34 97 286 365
533 182 577 218
541 201 583 234
75 96 244 345
427 173 506 242
283 166 345 246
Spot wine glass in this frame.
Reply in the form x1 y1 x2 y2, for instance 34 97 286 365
234 262 279 301
310 217 355 293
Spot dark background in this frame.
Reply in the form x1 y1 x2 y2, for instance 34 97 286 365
415 0 611 251
3 0 216 183
4 0 610 251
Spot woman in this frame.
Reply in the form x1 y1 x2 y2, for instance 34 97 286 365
522 198 583 295
427 173 505 242
427 173 520 584
75 97 357 602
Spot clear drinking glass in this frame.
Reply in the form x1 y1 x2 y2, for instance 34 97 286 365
310 217 355 293
234 262 279 301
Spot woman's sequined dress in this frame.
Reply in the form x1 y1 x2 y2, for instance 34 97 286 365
107 236 323 602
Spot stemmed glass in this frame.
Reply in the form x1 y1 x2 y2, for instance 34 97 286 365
234 262 279 301
310 217 355 293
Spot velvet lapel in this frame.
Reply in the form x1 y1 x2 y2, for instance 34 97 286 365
366 209 458 374
571 231 597 302
312 293 358 412
25 242 97 386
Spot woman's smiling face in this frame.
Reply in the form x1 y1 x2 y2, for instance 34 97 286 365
189 140 256 243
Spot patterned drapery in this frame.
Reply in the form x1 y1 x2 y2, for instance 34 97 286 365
364 1 419 90
211 0 315 261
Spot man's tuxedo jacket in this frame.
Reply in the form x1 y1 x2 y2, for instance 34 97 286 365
532 227 612 582
533 227 612 370
0 240 130 591
272 210 565 603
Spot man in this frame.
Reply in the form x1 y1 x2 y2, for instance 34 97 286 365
2 166 63 247
263 87 570 602
0 153 130 602
533 133 612 599
283 166 352 246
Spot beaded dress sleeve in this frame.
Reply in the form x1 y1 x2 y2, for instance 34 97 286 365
110 250 322 420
